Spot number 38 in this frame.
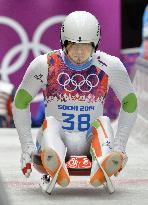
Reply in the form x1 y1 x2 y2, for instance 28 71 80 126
62 113 90 131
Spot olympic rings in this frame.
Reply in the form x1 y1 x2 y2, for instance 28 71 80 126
0 15 66 82
57 72 99 93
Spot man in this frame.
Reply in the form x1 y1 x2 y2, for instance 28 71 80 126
12 11 137 191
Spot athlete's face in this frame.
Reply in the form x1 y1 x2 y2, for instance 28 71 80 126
66 42 94 64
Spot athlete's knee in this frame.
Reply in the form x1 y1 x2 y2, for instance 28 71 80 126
86 116 114 143
97 116 111 127
40 116 65 153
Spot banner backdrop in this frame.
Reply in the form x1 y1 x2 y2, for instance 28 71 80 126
0 0 121 118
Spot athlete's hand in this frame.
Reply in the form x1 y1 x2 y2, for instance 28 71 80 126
114 152 128 177
20 144 36 178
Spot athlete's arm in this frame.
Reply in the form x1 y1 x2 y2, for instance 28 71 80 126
108 57 137 153
12 54 48 152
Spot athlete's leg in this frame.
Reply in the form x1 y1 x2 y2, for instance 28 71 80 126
36 116 70 187
86 116 123 187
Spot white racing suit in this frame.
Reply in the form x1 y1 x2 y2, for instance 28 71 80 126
12 49 137 187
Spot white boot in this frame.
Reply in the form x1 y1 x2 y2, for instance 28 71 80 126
40 116 70 187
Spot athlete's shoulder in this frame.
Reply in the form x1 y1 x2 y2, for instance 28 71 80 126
30 49 60 66
24 54 49 81
93 50 126 74
46 49 62 64
29 54 47 68
27 50 59 72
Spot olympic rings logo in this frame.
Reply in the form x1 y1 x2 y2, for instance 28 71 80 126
0 15 66 82
57 72 99 93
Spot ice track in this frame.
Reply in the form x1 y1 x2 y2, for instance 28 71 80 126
0 118 148 205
